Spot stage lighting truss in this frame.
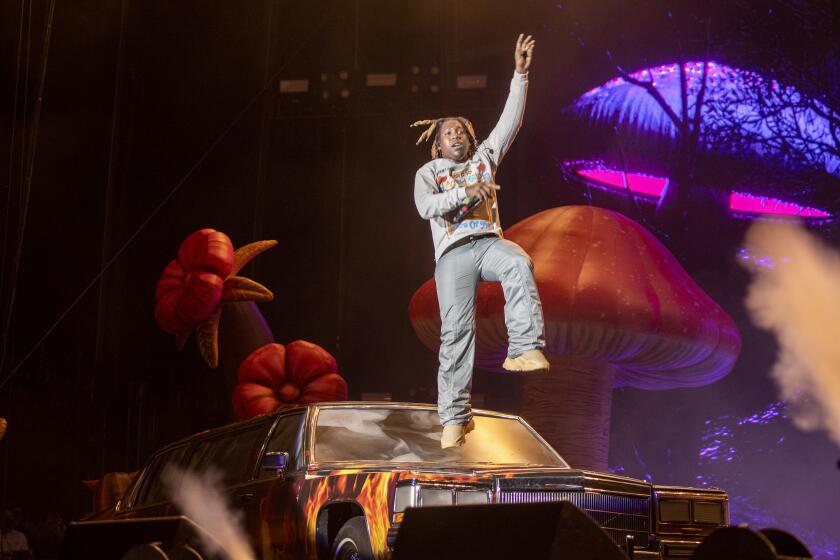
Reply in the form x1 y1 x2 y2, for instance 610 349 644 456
276 63 457 107
278 79 309 93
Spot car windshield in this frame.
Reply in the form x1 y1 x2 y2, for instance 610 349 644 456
314 407 567 467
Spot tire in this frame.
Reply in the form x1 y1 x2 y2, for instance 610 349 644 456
330 516 373 560
121 542 170 560
166 544 204 560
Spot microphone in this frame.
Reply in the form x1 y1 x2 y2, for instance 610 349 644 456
451 196 484 224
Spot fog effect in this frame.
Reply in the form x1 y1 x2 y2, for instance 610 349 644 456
742 221 840 448
164 467 255 560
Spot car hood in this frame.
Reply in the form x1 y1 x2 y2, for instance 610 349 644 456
310 463 652 495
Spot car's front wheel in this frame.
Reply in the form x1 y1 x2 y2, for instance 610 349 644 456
330 516 373 560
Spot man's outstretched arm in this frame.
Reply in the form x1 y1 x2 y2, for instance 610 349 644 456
484 34 535 165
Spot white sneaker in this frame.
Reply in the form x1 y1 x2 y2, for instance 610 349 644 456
502 349 550 373
440 419 475 449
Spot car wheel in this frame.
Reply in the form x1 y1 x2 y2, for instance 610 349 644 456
121 542 169 560
330 516 373 560
166 544 204 560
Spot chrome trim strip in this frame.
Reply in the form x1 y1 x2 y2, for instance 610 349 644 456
305 406 318 467
655 484 726 493
582 487 652 499
654 490 727 498
396 479 492 491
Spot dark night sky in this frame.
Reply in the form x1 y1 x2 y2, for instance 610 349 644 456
1 0 838 554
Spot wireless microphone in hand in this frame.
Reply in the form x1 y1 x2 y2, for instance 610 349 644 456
451 196 484 224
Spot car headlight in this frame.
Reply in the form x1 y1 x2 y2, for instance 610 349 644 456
456 488 490 505
692 501 724 524
659 499 691 523
658 498 725 525
420 487 454 507
393 482 491 521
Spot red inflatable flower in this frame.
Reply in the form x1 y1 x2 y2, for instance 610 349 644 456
154 228 278 367
155 229 234 334
232 341 349 420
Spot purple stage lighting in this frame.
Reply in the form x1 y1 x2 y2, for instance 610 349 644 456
574 61 840 178
576 168 668 198
567 161 833 220
729 192 831 219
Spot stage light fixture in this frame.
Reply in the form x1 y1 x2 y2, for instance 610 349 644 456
456 74 487 90
366 73 398 87
278 79 309 93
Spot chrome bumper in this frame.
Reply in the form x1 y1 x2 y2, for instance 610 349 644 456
387 525 400 548
659 538 703 558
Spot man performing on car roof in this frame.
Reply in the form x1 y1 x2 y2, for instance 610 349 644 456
412 33 548 449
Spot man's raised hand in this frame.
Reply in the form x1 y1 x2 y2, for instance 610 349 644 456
515 33 535 74
465 181 500 200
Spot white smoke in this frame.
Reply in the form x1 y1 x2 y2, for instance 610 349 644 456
163 467 255 560
742 221 840 448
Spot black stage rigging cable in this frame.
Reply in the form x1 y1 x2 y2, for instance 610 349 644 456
0 0 55 385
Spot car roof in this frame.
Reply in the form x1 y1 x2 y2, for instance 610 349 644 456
150 401 522 455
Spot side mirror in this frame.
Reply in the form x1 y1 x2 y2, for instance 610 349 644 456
262 451 290 474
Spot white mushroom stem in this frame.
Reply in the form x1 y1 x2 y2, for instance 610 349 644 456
521 356 616 471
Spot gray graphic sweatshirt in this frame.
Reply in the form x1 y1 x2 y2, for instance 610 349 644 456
414 71 528 261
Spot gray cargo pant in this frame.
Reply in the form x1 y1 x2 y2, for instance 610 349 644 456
435 234 545 426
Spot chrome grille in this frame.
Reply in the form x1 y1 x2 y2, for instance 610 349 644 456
497 490 650 547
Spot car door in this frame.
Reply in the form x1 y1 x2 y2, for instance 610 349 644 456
182 420 275 556
120 444 192 519
238 411 306 560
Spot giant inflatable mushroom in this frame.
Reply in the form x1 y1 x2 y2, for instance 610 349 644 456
409 206 741 470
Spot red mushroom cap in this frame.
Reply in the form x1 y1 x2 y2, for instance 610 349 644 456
410 206 740 389
232 341 349 420
154 228 234 334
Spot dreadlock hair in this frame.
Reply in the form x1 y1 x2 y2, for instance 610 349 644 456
410 117 478 160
